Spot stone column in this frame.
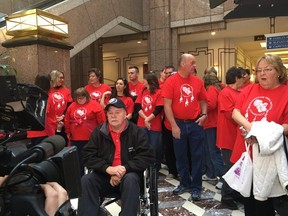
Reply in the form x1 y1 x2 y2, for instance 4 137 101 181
1 44 72 89
148 0 174 71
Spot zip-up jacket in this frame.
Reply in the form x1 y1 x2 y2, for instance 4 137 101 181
83 120 155 174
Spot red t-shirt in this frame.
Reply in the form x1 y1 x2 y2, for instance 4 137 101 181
116 96 134 115
162 73 207 130
216 86 240 150
128 81 144 98
135 89 163 132
45 86 73 136
84 84 112 103
230 84 288 163
64 100 106 140
204 85 221 129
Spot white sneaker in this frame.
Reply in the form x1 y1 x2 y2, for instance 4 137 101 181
165 174 175 180
216 181 223 190
202 174 217 181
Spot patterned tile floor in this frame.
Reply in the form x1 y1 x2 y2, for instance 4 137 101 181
72 167 245 216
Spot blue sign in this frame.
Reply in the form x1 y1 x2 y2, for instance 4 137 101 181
266 34 288 50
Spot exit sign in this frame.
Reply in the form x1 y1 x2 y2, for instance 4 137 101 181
265 32 288 50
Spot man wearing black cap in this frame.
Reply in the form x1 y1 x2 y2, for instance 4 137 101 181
77 98 154 216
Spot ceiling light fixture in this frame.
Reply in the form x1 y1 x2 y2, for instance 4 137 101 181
211 31 216 36
3 9 72 49
137 41 142 44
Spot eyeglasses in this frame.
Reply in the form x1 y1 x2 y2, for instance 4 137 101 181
256 68 273 73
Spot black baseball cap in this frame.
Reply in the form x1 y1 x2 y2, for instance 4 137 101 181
105 98 126 111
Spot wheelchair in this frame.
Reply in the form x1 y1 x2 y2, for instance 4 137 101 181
101 164 158 216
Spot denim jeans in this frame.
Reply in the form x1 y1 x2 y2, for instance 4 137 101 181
143 128 162 170
203 127 224 178
173 120 204 192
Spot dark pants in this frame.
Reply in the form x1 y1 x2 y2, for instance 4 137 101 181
70 140 88 176
77 172 140 216
203 128 224 178
244 189 288 216
244 193 275 216
162 124 178 176
221 149 239 201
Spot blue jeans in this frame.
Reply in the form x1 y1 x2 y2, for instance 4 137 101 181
173 120 204 192
203 128 224 178
143 128 162 170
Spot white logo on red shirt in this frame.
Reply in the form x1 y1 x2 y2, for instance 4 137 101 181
52 92 65 109
73 107 87 125
130 90 137 97
90 91 101 101
142 95 153 112
245 96 272 121
180 84 194 107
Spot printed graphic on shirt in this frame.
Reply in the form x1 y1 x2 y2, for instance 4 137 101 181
73 107 87 125
245 96 272 122
52 92 65 109
180 84 194 107
142 95 153 112
90 91 102 101
130 90 137 97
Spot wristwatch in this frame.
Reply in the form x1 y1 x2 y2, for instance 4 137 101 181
199 113 207 117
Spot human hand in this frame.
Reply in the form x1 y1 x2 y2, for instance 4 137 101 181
245 136 257 145
144 119 151 130
172 125 181 139
40 182 68 216
195 115 207 126
110 175 122 187
0 176 7 186
106 166 126 178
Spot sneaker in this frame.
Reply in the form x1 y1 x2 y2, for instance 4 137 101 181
173 185 190 195
202 174 217 181
190 190 201 201
165 174 175 180
215 181 223 190
221 199 238 210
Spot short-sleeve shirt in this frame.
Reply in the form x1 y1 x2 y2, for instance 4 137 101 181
135 89 163 132
230 84 288 163
162 73 207 127
84 84 112 103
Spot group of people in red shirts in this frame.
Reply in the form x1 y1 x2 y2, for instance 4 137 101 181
22 52 288 216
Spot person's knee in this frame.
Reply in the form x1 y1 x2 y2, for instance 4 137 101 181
122 172 140 184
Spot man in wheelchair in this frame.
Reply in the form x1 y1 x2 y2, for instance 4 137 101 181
77 98 155 216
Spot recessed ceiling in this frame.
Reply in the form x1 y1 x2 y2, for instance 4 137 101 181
102 17 288 65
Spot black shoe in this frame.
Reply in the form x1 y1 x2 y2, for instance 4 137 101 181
98 207 107 216
190 190 201 201
221 199 238 210
173 185 190 195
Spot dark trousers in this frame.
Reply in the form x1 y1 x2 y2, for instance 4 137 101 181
70 140 88 176
244 193 275 216
221 149 239 201
77 172 140 216
162 124 178 176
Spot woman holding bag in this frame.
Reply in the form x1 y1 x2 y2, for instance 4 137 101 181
232 54 288 216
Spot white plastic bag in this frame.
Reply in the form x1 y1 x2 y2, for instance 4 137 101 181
223 143 253 197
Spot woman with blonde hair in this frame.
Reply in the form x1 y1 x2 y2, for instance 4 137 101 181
46 70 72 141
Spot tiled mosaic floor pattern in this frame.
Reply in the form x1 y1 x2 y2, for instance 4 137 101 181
100 168 245 216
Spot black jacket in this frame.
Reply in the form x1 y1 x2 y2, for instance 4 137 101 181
83 120 155 174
